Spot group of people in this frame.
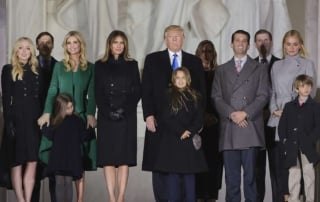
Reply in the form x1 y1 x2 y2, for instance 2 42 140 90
0 30 140 202
212 29 318 202
0 24 319 202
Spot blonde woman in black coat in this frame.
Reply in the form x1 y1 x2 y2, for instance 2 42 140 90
1 37 42 202
95 30 141 202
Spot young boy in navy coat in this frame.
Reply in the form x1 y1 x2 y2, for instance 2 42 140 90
278 74 320 202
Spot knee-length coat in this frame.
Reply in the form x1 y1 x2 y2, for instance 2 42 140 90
95 56 141 167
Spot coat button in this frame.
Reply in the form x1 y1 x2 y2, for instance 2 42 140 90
293 141 297 144
24 93 27 96
293 128 297 131
243 97 246 100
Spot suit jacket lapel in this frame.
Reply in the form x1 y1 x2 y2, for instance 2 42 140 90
225 59 239 87
162 49 173 71
233 57 258 92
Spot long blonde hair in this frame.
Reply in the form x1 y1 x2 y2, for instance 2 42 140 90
11 37 38 81
282 30 307 58
62 31 88 71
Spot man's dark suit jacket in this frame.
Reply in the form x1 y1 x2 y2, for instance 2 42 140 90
37 56 57 108
141 49 205 171
254 55 280 78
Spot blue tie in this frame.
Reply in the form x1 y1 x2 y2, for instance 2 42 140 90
172 53 179 70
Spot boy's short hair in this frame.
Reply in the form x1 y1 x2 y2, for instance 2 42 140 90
294 74 313 89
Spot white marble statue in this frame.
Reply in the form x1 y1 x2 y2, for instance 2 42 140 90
7 0 291 65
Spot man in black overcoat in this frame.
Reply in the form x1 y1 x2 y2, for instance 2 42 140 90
141 25 206 202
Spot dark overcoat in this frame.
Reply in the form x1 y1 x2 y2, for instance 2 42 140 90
154 91 207 173
141 49 205 171
1 64 43 165
278 96 320 168
95 56 141 166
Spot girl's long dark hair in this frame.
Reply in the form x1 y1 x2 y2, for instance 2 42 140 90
170 67 199 114
51 93 73 127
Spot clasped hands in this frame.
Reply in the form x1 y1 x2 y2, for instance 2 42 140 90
230 111 248 128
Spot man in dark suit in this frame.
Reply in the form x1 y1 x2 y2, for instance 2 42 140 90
141 25 205 202
31 31 57 202
212 30 270 202
254 29 282 202
35 32 57 107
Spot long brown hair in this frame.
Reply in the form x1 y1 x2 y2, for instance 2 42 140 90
101 30 132 62
195 40 217 70
170 67 199 114
51 93 74 127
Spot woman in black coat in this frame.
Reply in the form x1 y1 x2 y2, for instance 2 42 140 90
95 30 141 202
195 40 223 202
1 37 43 202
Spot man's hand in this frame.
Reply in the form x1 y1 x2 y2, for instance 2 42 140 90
230 111 247 124
146 115 157 132
237 120 248 128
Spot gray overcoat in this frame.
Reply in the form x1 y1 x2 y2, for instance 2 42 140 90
211 56 270 151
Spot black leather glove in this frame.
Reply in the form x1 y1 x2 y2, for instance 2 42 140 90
108 108 125 121
5 121 16 139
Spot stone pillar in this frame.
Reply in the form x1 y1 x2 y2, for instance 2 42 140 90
305 0 319 86
305 1 320 201
305 0 320 195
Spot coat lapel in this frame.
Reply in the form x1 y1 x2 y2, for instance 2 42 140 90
225 59 239 86
233 57 258 92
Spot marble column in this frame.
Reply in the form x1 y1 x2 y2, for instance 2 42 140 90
0 0 6 200
305 2 320 202
305 0 319 86
0 0 7 68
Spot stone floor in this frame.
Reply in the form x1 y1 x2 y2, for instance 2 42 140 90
0 136 274 202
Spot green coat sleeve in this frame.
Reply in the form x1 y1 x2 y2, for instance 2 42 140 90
85 63 96 116
43 62 61 114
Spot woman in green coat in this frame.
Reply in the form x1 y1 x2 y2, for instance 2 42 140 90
38 30 96 202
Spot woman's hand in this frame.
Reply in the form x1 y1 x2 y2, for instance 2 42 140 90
37 113 50 129
87 115 97 128
273 110 283 118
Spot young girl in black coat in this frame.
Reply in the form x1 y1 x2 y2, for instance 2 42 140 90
155 67 207 202
43 93 91 202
